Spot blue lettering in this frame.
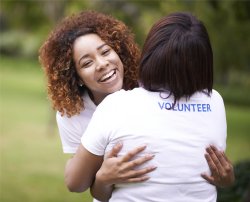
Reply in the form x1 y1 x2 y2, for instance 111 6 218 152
177 103 183 111
207 104 212 112
158 102 164 110
202 104 207 112
157 102 212 112
197 104 202 112
184 104 190 112
172 103 177 111
191 104 196 112
165 102 171 110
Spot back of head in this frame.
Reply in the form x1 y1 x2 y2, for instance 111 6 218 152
139 12 213 102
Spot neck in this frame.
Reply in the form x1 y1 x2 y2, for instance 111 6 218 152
93 95 106 105
88 91 107 105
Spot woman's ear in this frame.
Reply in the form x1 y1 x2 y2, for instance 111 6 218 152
77 78 85 87
78 81 84 87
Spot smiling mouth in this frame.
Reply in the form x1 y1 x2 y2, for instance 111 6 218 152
99 70 116 82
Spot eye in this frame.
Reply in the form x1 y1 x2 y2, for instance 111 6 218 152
102 49 111 56
81 60 93 68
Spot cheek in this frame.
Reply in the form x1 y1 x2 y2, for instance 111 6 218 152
118 59 124 75
77 69 93 84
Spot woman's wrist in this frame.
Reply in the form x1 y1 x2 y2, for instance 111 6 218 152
91 171 114 201
95 168 114 187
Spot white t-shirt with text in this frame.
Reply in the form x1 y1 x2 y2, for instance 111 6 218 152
82 87 227 202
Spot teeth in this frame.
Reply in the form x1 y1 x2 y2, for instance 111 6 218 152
100 70 115 82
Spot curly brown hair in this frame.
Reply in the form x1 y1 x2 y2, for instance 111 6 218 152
39 10 140 117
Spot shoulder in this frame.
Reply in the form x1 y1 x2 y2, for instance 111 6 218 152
56 92 96 127
98 88 141 108
209 89 226 113
98 89 127 107
56 111 83 130
211 89 224 102
56 104 95 130
194 89 224 102
211 89 222 97
103 87 144 102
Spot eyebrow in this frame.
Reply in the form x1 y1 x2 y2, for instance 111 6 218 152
78 43 108 65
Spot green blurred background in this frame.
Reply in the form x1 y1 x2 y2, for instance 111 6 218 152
1 0 250 202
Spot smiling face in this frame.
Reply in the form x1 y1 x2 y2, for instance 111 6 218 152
73 34 124 105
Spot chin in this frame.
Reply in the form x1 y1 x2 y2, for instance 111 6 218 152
109 85 122 94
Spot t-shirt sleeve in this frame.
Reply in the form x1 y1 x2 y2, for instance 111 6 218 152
212 90 227 150
81 106 110 156
81 94 117 156
56 112 82 154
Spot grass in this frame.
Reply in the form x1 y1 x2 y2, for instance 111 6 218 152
1 56 250 201
0 56 92 202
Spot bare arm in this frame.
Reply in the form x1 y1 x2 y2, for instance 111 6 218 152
65 145 103 192
201 145 235 188
90 143 156 201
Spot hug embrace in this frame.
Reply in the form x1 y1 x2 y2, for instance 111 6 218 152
39 10 234 202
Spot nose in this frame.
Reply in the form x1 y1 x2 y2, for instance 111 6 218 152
96 56 108 71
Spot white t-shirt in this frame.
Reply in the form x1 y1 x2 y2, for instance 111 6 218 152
57 92 102 202
56 91 96 154
82 87 227 202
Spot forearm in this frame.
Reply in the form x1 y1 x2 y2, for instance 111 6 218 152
64 145 103 192
65 156 92 192
90 177 114 201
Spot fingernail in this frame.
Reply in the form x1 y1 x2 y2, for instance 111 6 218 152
151 165 157 169
143 176 150 180
211 145 216 150
117 141 123 146
146 154 155 158
140 145 147 150
204 153 209 159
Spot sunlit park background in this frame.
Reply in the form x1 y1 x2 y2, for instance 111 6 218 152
1 0 250 202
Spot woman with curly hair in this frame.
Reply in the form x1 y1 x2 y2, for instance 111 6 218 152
39 10 156 201
39 10 234 200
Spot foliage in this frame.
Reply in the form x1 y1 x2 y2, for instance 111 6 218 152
215 82 250 107
217 160 250 202
1 0 250 70
204 1 250 84
224 104 250 164
0 30 42 58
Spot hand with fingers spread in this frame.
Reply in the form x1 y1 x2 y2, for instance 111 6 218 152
97 142 156 185
201 145 235 188
90 142 156 201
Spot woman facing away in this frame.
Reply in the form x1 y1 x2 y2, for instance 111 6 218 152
39 10 234 201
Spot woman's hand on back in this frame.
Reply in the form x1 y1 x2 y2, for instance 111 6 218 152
201 145 235 188
95 142 157 186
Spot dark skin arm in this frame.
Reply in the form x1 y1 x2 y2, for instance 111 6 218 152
65 143 156 201
64 145 103 193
